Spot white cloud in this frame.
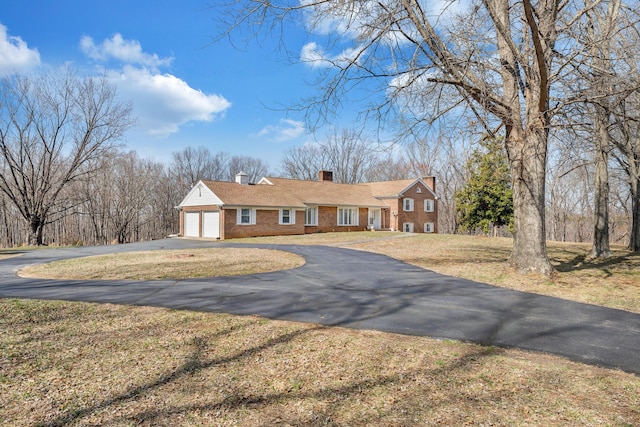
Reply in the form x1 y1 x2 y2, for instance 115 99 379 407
108 66 231 137
300 42 326 67
80 33 172 69
299 0 472 69
301 0 470 36
80 34 230 137
0 24 40 76
256 119 305 142
300 42 362 69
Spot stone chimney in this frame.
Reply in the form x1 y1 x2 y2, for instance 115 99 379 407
235 171 249 185
319 170 333 182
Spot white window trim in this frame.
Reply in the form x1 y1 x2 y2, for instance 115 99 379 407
305 207 318 226
403 222 414 233
424 199 434 212
279 208 295 225
424 222 434 233
403 198 414 212
337 207 359 226
237 207 256 225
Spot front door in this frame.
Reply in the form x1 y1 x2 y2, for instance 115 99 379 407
368 208 381 230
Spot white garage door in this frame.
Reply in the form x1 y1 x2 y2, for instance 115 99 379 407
202 211 220 239
184 212 200 237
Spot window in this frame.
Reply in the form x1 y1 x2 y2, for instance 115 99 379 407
338 207 358 226
403 198 414 212
305 207 318 226
424 199 434 212
279 209 295 225
416 187 422 193
403 222 414 233
240 208 251 224
237 208 255 225
424 222 434 233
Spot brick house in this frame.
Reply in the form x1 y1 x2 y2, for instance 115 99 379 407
178 171 438 239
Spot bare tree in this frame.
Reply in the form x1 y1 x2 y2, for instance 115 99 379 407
0 192 20 247
151 166 181 238
169 146 229 193
405 134 472 234
77 151 173 244
280 129 383 183
78 154 116 245
580 0 622 257
324 129 384 183
364 154 412 181
568 3 640 252
0 68 133 245
108 152 159 244
280 143 329 181
227 155 270 182
546 130 595 243
611 94 640 251
222 0 613 274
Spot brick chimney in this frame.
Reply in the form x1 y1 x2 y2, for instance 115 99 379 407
423 176 436 193
319 170 333 182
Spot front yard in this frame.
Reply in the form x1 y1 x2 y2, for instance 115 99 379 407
1 232 638 425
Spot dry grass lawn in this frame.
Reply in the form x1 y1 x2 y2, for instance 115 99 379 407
18 248 304 280
2 232 639 425
1 299 638 426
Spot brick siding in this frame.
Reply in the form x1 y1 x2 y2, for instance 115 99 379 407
223 209 305 239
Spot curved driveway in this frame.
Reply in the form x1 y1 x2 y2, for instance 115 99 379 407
1 238 639 375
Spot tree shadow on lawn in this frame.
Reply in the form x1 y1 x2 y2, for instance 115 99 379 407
37 322 321 427
122 347 503 426
37 324 504 427
410 246 512 268
553 250 640 276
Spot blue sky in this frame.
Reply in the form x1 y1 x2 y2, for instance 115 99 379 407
0 0 322 169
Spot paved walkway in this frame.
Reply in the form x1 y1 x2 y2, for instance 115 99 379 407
1 238 639 374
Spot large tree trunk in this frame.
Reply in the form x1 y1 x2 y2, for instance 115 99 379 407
28 218 45 246
591 107 613 258
489 0 555 275
629 173 640 252
506 128 554 275
586 0 618 258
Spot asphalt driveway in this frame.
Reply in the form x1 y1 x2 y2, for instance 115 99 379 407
1 238 639 375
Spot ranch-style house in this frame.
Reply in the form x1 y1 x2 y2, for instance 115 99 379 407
178 170 438 240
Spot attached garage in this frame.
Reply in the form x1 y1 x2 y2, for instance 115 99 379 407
184 212 200 237
202 211 220 239
178 181 226 238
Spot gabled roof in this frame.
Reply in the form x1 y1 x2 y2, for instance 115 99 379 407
200 180 307 208
180 175 435 209
178 180 223 208
260 177 388 208
364 178 437 198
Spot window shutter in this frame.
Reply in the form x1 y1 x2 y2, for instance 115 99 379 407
424 199 434 212
404 198 414 212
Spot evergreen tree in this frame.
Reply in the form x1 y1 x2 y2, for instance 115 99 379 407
455 138 513 236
